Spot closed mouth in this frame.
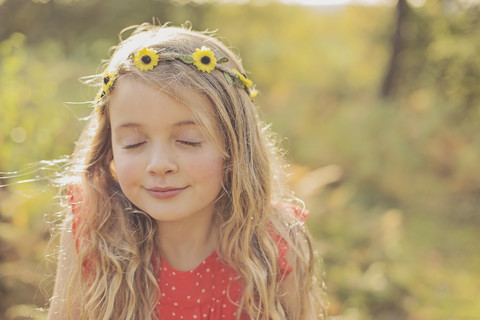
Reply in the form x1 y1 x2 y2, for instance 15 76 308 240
147 186 186 192
145 186 188 199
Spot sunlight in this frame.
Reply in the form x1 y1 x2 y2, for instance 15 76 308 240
278 0 393 5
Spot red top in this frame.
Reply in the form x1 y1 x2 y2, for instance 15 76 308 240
156 251 243 319
67 185 306 319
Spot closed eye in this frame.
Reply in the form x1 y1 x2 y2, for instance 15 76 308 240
178 140 202 148
123 142 146 149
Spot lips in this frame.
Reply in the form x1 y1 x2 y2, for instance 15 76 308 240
145 186 187 199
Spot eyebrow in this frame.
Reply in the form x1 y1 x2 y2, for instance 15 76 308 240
174 120 197 127
114 120 197 133
114 123 140 134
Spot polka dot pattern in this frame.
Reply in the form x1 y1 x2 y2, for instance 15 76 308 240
157 251 244 319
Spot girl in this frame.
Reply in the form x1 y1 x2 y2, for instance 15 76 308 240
48 23 325 320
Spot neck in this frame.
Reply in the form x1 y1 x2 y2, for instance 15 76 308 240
156 215 218 271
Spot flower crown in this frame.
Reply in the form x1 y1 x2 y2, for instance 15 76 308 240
99 46 258 101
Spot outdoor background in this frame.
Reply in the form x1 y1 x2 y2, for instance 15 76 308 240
1 0 479 319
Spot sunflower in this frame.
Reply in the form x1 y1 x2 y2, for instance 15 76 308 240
232 69 253 88
249 89 259 100
134 47 160 71
192 46 217 73
95 91 104 101
102 71 117 95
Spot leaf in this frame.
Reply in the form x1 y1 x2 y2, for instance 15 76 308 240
177 54 194 64
234 75 245 89
224 72 233 85
217 57 229 64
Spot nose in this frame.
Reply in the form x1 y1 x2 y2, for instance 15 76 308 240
146 144 178 176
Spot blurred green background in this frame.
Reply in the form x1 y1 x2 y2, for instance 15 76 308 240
1 0 480 319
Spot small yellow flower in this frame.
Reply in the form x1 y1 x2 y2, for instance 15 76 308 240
232 69 253 88
192 46 217 73
249 89 259 100
134 47 160 71
102 71 117 95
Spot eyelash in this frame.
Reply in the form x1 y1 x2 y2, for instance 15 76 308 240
179 140 202 148
122 141 201 149
123 142 146 150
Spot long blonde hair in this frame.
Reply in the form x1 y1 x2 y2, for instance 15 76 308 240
61 23 325 319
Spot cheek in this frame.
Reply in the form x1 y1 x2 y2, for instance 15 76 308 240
186 153 224 183
113 152 142 186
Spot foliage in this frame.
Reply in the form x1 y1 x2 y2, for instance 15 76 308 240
1 0 479 319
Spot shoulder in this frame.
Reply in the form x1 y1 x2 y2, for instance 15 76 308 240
269 203 322 318
67 183 83 215
48 207 79 319
66 184 84 248
269 202 311 278
272 201 309 224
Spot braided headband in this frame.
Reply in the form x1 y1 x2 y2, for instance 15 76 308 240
98 46 258 101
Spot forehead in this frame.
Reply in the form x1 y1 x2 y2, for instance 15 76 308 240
109 76 215 126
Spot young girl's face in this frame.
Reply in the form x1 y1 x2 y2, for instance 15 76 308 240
109 76 224 225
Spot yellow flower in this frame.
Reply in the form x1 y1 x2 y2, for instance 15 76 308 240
134 47 160 71
232 69 253 88
192 46 217 73
249 89 259 100
102 71 117 95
